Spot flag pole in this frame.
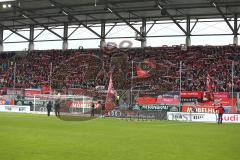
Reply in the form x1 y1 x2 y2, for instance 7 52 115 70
179 61 182 107
49 62 53 95
231 61 234 109
13 62 16 89
130 60 134 107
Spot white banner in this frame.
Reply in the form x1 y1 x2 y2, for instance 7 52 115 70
167 112 240 123
0 105 30 113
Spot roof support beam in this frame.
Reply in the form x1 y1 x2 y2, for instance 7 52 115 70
156 2 187 35
0 26 3 52
68 25 81 38
146 21 156 35
237 23 240 32
34 28 46 40
14 6 63 40
233 14 238 45
105 23 117 36
0 24 29 41
29 25 34 51
29 18 63 40
165 11 187 35
186 16 191 36
190 19 198 33
186 16 191 46
210 1 234 33
49 0 101 38
234 14 238 36
100 20 106 48
141 18 147 48
3 32 14 41
216 8 234 33
63 22 68 50
107 6 143 37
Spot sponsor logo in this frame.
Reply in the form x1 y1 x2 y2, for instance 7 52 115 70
67 101 98 109
171 113 189 121
7 89 22 95
186 107 215 113
169 113 205 121
223 115 239 122
19 107 26 112
143 105 169 110
169 106 179 112
192 115 205 120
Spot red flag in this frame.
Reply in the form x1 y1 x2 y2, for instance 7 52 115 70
206 74 214 91
136 96 157 105
144 58 156 69
206 74 214 101
104 72 116 114
136 65 150 78
42 85 52 94
134 59 156 78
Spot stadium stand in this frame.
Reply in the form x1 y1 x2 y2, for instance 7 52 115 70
0 46 240 93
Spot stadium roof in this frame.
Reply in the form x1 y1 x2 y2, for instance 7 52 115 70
0 0 240 30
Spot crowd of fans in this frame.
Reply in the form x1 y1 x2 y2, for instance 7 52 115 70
0 45 240 94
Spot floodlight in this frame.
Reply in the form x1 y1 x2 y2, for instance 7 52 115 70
157 4 162 10
107 7 113 13
22 14 28 19
0 0 16 2
62 11 68 16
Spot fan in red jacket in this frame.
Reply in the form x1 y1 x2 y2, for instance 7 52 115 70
215 104 225 124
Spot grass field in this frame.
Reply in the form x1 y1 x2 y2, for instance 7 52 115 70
0 112 239 160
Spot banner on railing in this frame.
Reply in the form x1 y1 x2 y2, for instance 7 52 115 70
214 92 230 99
0 105 30 113
167 112 240 123
134 104 180 112
25 89 41 97
181 106 237 114
181 91 203 99
65 101 100 109
108 109 167 120
7 88 23 96
156 97 179 105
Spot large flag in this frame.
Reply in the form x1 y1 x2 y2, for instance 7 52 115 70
136 65 150 78
104 71 117 114
41 85 52 94
144 58 156 69
206 74 214 92
134 58 156 78
204 74 214 102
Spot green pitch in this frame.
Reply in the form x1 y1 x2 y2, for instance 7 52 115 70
0 113 239 160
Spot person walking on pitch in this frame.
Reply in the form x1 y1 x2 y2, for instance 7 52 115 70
215 104 225 124
91 101 95 117
55 100 60 117
46 101 53 116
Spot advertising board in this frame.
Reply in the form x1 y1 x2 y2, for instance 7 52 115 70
0 105 30 113
167 112 240 123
